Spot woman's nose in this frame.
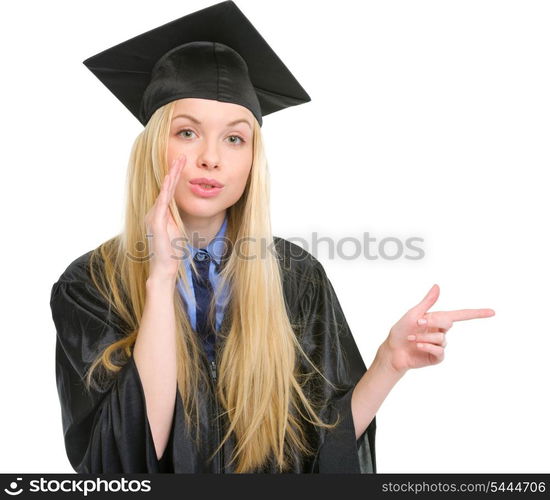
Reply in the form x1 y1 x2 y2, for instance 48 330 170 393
197 141 220 169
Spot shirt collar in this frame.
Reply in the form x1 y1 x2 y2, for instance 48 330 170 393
187 215 228 266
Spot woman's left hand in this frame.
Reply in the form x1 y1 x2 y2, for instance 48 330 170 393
384 284 495 373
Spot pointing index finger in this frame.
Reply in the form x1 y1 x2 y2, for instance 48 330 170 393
448 309 496 321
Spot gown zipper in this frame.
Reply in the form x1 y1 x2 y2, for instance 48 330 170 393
209 357 224 473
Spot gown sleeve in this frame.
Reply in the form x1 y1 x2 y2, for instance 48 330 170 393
297 260 377 473
50 275 173 473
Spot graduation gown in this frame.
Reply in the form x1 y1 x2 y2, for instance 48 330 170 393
50 236 377 473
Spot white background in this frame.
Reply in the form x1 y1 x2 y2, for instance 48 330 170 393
1 0 548 473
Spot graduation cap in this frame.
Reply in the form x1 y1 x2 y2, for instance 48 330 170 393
82 0 311 127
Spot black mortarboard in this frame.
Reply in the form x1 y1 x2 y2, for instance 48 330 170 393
82 0 311 127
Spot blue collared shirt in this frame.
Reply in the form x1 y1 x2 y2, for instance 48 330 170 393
176 216 230 333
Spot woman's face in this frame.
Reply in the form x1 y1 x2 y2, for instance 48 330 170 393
167 98 254 221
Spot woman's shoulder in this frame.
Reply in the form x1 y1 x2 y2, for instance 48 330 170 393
272 236 329 311
50 248 129 342
50 248 114 323
272 235 324 277
54 249 96 284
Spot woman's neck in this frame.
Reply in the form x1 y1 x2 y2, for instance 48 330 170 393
179 210 226 249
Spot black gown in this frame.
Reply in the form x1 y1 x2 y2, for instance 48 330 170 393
50 236 377 473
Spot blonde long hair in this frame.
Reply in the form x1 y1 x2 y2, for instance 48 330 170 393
84 100 340 472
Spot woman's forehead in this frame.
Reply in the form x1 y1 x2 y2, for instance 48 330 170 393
173 98 254 124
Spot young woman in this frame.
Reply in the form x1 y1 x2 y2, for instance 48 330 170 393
50 1 495 474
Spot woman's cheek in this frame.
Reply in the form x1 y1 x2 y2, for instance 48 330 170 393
222 184 240 205
166 139 179 162
222 185 236 204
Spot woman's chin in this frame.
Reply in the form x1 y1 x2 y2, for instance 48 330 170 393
177 201 227 220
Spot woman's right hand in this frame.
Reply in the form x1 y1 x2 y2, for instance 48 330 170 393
144 155 186 282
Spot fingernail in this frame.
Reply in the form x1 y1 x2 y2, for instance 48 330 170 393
417 343 424 348
418 318 427 325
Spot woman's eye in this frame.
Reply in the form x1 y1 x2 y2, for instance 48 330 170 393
178 129 196 139
227 135 245 145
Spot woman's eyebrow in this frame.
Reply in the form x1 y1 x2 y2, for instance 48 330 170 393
172 113 252 130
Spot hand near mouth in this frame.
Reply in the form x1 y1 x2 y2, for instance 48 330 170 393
144 155 187 281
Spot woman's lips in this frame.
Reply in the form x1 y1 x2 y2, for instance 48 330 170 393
188 181 224 198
